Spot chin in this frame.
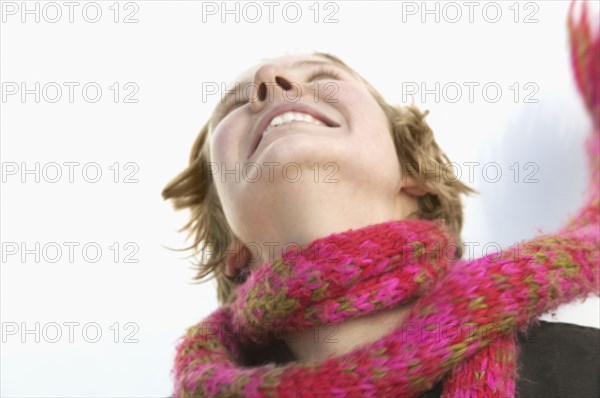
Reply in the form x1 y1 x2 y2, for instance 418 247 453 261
255 135 343 167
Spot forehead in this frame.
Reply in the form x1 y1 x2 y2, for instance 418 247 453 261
229 53 348 83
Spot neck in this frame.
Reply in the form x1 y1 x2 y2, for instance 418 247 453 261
243 189 419 270
236 191 422 360
286 302 415 362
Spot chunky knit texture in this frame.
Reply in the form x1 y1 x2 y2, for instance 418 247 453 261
172 2 600 397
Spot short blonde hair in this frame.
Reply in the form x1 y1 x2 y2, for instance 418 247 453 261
162 52 477 305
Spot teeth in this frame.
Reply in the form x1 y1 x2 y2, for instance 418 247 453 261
264 111 326 135
282 113 295 123
271 116 283 127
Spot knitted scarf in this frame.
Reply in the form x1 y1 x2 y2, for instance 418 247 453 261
172 3 600 397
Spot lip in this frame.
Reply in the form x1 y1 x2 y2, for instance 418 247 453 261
249 103 340 158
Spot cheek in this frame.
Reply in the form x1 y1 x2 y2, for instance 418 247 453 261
342 89 401 184
362 132 401 186
210 119 244 164
337 85 389 133
208 122 245 209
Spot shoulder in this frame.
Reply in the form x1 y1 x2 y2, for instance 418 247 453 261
516 320 600 398
418 321 599 398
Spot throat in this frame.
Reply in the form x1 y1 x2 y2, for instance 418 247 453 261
286 302 415 363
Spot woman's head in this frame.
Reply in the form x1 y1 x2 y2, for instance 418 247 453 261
163 52 476 305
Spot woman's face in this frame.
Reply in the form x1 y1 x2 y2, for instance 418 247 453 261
208 54 407 243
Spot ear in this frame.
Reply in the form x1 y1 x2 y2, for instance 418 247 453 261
401 175 433 197
224 240 251 278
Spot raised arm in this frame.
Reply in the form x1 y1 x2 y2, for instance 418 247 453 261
562 0 600 233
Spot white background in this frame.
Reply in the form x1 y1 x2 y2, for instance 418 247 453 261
1 0 599 396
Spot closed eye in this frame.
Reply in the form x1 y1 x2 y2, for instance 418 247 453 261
306 67 343 82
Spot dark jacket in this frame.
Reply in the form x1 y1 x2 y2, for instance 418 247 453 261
419 321 600 398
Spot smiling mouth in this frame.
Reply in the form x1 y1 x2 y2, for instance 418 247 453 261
251 111 339 153
262 111 328 136
249 106 340 159
253 120 330 155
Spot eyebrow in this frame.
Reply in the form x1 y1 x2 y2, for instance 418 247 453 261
212 59 350 119
289 58 355 76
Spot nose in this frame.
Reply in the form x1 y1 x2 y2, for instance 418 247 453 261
249 64 299 112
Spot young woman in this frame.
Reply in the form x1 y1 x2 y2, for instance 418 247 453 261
163 2 599 397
